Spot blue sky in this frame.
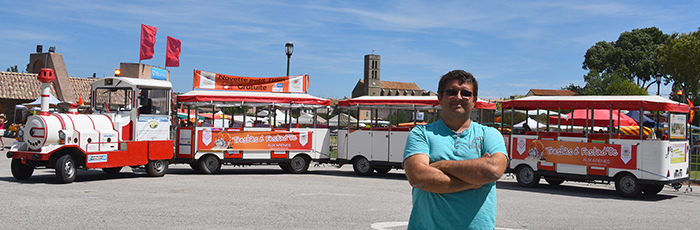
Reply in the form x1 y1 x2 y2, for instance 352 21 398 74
2 1 699 100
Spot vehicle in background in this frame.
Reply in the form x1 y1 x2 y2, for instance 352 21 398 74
8 69 172 183
332 96 497 176
172 90 331 174
501 95 691 197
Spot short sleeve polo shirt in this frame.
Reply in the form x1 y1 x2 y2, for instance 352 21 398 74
403 119 507 229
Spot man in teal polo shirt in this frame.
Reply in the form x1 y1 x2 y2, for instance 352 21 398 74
403 70 508 229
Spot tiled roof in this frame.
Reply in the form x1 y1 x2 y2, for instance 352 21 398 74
528 89 578 96
70 77 96 103
0 71 48 100
358 80 423 90
380 80 423 90
0 71 96 103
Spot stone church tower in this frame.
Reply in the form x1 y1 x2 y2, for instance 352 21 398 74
364 54 381 96
351 53 429 98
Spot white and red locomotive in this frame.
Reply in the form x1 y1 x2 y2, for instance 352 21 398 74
7 68 173 183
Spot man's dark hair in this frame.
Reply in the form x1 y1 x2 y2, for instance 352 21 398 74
437 70 478 98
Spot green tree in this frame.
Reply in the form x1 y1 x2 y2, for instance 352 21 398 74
500 111 526 128
583 27 670 89
385 110 411 125
561 83 583 95
581 70 606 95
6 65 18 72
581 71 648 95
219 106 247 115
656 28 700 125
605 74 649 95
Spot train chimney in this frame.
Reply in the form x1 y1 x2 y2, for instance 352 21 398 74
37 68 56 116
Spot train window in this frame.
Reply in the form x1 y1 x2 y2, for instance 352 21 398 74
139 88 170 115
94 88 133 111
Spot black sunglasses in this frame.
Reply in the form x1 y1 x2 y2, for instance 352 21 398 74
444 89 473 97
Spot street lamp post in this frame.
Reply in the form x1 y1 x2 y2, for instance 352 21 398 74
655 72 662 136
656 73 662 96
284 42 294 126
285 42 294 76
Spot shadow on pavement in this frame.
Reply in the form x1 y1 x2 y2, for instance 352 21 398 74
496 179 678 201
165 164 409 181
0 168 156 184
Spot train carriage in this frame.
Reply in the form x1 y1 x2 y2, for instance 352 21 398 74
501 95 691 197
334 96 497 175
173 90 331 174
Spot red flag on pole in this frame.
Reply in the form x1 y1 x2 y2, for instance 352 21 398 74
166 36 181 67
140 24 157 61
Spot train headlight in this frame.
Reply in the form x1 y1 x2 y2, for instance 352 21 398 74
58 130 66 144
17 129 24 142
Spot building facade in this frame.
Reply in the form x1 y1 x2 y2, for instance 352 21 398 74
350 54 434 121
526 89 578 96
0 48 97 124
0 71 95 123
351 54 432 98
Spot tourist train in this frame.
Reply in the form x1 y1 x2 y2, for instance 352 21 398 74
6 68 692 198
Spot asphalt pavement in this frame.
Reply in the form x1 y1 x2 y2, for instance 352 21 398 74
1 136 11 152
2 136 699 229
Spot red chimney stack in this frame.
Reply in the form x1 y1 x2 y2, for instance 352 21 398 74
37 68 56 116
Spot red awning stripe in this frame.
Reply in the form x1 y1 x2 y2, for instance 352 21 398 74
176 90 330 106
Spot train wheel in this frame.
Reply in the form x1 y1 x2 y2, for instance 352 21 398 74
190 163 202 173
56 155 76 183
288 155 310 173
544 177 564 186
353 157 374 176
146 160 168 177
279 164 292 172
642 184 664 195
516 165 539 188
11 159 34 180
199 155 221 174
102 167 122 174
279 163 292 172
615 173 642 198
